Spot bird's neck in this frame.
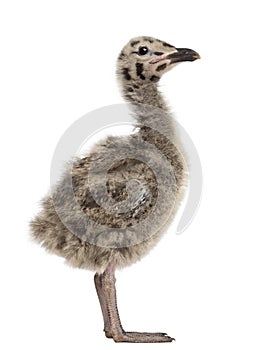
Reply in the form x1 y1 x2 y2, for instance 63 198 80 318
121 80 167 109
119 78 176 139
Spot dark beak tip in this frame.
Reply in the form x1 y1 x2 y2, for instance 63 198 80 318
193 53 201 60
183 49 201 61
169 48 201 63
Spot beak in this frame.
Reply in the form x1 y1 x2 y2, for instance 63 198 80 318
167 48 201 63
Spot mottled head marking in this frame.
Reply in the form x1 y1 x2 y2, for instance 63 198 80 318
130 40 140 47
117 36 200 87
136 62 146 80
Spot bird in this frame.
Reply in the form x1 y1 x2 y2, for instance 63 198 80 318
30 36 200 343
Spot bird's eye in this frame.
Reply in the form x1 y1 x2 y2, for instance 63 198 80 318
138 46 149 55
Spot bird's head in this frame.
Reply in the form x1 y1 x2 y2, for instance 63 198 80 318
117 36 200 84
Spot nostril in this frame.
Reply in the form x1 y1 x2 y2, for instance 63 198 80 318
153 51 164 56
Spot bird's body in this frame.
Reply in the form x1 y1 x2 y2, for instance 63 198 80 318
31 126 186 272
30 36 200 342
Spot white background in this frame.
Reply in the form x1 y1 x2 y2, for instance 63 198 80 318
1 1 254 349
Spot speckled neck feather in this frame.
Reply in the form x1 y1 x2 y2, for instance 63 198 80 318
117 59 177 144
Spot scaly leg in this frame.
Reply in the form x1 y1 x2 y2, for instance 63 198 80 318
94 273 112 337
95 262 175 343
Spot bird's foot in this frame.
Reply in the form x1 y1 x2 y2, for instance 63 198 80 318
108 330 175 343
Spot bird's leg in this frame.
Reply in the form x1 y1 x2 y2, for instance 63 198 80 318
94 273 112 338
95 271 163 338
98 261 175 343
